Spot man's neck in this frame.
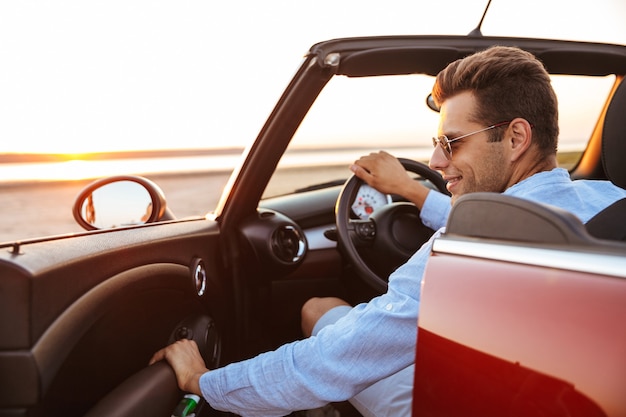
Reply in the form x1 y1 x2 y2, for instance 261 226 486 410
507 154 558 189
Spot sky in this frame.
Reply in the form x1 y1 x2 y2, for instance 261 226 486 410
1 0 625 155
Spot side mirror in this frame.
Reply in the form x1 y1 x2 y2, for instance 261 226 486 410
426 93 440 113
73 176 175 231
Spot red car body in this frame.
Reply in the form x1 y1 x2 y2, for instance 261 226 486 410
414 194 626 416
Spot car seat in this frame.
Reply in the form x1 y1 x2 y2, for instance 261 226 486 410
585 79 626 241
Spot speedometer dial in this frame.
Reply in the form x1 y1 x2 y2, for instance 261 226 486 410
351 184 392 220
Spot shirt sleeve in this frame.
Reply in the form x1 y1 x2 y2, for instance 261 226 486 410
199 234 440 417
420 190 451 230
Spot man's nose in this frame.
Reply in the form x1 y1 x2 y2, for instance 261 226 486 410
429 144 449 171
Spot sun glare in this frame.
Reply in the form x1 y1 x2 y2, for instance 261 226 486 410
0 159 132 183
53 160 93 180
3 160 102 182
62 153 92 161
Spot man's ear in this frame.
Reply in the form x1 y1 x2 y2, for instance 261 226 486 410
508 118 533 162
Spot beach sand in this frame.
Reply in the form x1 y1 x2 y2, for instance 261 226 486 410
0 165 352 243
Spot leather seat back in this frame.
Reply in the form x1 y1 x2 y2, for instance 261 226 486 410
586 79 626 241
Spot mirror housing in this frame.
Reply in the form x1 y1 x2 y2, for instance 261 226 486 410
426 93 440 112
73 176 174 231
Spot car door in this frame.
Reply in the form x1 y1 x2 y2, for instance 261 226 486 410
413 193 626 417
0 213 230 416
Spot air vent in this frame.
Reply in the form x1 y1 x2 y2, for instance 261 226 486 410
271 225 306 264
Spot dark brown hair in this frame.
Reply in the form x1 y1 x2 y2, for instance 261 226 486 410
432 46 559 154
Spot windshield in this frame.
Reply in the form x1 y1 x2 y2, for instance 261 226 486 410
263 73 615 199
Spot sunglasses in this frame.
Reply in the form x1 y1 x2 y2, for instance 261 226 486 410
432 121 511 160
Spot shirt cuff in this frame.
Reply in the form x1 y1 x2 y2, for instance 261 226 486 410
420 190 451 230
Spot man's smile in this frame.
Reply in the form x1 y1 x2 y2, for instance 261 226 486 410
444 175 461 193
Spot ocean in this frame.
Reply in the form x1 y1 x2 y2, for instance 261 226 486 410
0 146 430 184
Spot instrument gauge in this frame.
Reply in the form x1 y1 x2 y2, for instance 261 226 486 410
351 184 392 220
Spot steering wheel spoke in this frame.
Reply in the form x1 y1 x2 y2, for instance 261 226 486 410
348 219 376 245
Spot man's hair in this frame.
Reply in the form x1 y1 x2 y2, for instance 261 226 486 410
432 46 559 153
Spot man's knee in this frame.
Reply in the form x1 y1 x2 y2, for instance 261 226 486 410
301 297 350 337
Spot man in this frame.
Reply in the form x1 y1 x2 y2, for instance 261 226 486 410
150 46 626 417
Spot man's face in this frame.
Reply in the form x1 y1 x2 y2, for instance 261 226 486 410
430 91 510 205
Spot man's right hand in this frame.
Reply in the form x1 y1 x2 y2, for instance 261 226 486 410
149 339 208 396
351 150 430 209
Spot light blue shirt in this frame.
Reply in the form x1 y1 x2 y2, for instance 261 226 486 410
200 168 626 417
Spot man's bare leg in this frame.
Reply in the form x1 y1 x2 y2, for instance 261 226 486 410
301 297 351 337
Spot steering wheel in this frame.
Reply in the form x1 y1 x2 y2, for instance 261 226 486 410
335 158 449 293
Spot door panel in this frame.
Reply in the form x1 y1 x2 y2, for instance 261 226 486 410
0 219 229 417
415 253 626 417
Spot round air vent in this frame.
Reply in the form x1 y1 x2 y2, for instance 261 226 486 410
271 225 306 264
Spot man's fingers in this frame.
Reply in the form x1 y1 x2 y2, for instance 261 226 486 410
149 348 166 365
351 163 371 178
149 339 200 365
